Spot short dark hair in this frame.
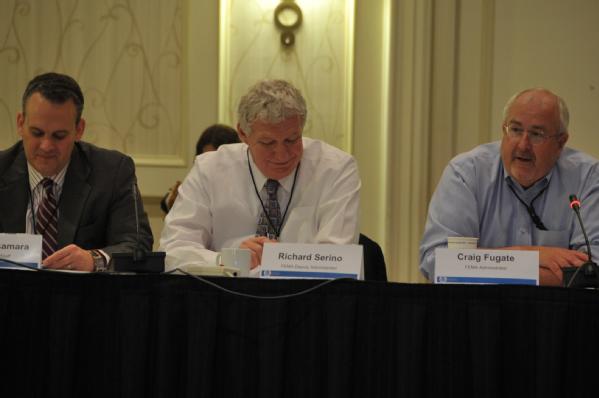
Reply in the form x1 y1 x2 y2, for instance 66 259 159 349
22 72 85 124
195 124 240 155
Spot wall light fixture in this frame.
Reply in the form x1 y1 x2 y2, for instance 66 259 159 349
274 0 303 47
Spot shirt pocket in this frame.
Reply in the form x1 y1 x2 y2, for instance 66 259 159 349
282 205 316 241
534 229 570 247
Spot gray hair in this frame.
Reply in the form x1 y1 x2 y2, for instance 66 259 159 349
237 79 307 134
502 88 569 134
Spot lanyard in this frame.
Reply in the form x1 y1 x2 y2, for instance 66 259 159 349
507 182 548 230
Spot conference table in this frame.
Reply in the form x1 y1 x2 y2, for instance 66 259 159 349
0 268 597 397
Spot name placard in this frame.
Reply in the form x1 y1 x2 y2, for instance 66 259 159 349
0 233 42 269
434 248 539 285
260 243 363 279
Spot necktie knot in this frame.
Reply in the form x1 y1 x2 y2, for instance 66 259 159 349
265 179 279 198
42 178 54 193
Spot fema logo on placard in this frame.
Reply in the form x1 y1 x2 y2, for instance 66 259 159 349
437 276 447 283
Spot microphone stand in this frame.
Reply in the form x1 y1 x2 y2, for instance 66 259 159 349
111 182 165 273
564 195 599 288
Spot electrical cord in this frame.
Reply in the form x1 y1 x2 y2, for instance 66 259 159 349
2 259 354 299
165 268 353 300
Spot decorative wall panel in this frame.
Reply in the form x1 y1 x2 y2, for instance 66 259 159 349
0 0 183 165
219 0 354 151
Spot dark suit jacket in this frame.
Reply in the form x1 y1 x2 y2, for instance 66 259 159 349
0 141 153 256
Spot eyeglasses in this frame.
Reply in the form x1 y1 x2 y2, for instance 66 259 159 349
503 124 563 145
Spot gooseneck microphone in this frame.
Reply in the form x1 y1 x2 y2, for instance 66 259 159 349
132 182 146 262
110 181 165 273
565 194 599 288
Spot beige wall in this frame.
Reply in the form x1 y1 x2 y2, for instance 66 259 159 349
386 0 599 281
427 0 599 188
490 0 599 154
143 0 219 250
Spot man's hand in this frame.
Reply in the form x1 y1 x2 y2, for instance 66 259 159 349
42 244 94 272
538 246 589 286
239 236 277 269
506 246 589 286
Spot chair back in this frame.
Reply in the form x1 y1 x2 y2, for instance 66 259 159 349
359 233 387 281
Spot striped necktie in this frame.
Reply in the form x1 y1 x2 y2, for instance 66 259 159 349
37 178 59 259
256 179 281 239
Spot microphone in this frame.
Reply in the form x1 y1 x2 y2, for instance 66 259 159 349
111 181 165 273
132 182 146 262
564 194 599 288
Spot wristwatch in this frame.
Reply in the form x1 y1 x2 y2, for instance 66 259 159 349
90 250 108 272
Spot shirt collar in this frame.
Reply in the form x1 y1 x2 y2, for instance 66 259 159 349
247 149 298 193
502 163 553 197
27 161 70 190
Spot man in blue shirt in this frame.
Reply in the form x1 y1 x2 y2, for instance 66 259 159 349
420 88 599 285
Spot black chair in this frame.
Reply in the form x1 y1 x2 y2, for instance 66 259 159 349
359 233 388 281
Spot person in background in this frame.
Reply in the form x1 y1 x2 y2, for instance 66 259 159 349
420 88 599 286
0 72 152 271
160 79 361 273
160 124 239 213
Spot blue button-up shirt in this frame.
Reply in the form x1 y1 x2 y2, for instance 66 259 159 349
419 141 599 280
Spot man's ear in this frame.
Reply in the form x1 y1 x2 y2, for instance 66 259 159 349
16 112 25 138
558 132 569 149
237 123 249 144
75 118 86 140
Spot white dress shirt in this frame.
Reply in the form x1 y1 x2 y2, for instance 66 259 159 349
159 137 361 271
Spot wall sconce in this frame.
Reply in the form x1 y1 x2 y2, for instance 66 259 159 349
274 0 303 47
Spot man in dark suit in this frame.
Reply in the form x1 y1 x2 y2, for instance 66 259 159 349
0 72 152 271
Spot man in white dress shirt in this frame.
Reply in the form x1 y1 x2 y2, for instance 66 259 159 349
160 79 361 272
